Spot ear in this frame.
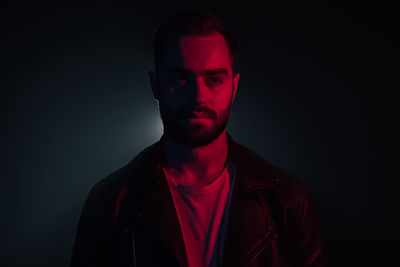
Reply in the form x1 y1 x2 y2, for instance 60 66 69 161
149 71 160 101
232 72 240 100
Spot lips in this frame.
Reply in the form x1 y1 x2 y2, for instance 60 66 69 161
178 105 217 121
186 111 210 119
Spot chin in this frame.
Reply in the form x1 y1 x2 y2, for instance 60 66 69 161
167 122 227 148
160 104 231 148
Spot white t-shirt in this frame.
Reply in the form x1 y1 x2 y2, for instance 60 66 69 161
162 158 236 267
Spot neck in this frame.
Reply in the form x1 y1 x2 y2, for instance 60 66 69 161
162 131 229 186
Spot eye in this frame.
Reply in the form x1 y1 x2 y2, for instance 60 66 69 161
205 76 223 86
174 76 187 86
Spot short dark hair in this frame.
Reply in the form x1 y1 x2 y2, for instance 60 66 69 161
153 9 238 73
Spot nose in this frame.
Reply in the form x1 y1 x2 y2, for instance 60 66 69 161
188 77 208 105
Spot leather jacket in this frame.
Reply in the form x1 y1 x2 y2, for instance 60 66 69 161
70 133 327 267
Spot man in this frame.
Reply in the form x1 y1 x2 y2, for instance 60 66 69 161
70 9 326 267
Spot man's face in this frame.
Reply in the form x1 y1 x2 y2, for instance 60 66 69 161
151 33 240 147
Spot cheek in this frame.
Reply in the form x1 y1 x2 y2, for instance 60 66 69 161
159 89 183 113
213 87 234 110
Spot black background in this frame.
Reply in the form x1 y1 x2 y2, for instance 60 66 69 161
2 1 397 266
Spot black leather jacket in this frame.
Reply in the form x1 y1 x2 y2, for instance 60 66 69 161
70 134 327 267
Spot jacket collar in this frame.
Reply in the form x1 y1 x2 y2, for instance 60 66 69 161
127 133 283 191
126 133 281 266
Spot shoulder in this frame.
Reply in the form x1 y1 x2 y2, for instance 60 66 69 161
230 139 306 188
230 139 310 206
85 141 162 213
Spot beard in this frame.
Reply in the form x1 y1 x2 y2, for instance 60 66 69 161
159 99 233 148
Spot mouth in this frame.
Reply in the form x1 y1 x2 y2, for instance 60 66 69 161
185 111 210 119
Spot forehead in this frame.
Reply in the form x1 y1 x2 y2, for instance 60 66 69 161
160 33 232 74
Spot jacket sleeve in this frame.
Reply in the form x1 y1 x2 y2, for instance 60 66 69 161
293 179 327 267
70 185 113 267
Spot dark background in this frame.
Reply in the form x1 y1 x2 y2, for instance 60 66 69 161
2 1 397 266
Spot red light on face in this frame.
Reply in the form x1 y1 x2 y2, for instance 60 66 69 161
158 33 238 147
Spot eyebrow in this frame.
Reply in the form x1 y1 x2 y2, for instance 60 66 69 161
167 67 229 76
203 68 228 76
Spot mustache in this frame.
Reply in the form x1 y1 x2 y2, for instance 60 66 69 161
177 105 217 121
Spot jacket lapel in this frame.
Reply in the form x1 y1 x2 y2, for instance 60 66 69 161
220 134 279 266
220 160 278 266
147 171 188 266
128 140 188 266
